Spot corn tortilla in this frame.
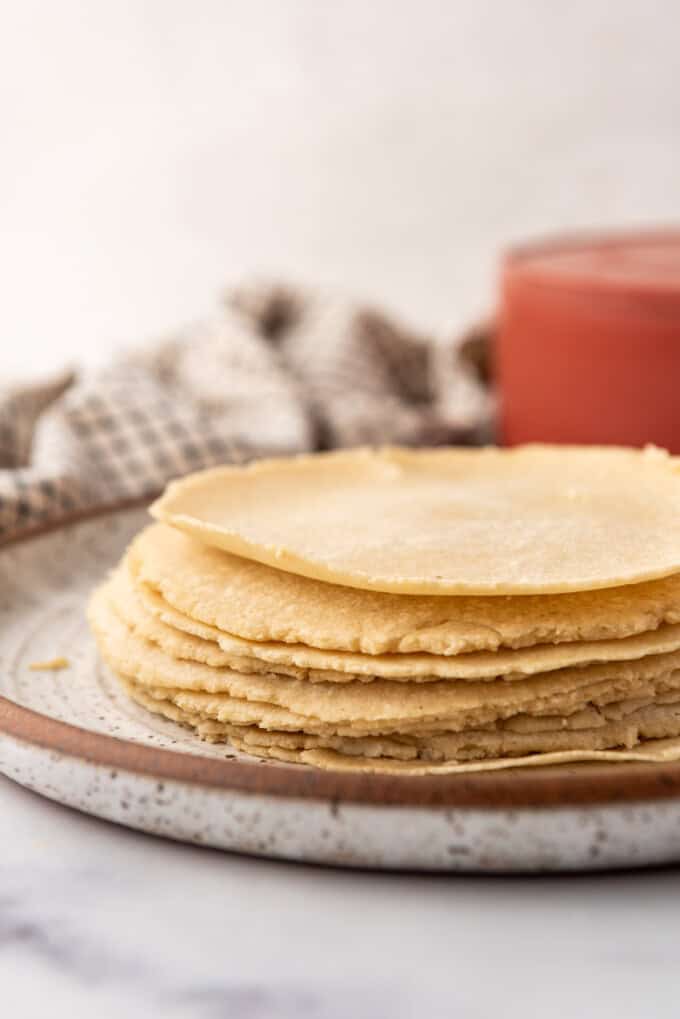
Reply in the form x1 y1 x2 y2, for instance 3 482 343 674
89 586 680 735
127 524 680 656
111 566 680 682
122 676 680 770
151 445 680 595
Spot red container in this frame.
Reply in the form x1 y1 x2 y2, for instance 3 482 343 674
497 230 680 451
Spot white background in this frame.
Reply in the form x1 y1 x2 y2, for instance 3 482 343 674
1 0 679 377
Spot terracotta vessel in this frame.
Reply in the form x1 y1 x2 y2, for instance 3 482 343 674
497 230 680 451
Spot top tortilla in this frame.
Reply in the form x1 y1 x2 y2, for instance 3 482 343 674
150 444 680 595
128 524 680 656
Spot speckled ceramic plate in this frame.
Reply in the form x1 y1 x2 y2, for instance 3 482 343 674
3 506 680 872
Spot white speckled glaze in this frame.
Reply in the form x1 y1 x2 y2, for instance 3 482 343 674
2 506 680 872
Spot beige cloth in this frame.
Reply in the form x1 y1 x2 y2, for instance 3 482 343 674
0 282 492 539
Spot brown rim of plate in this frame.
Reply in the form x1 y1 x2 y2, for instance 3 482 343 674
3 499 680 809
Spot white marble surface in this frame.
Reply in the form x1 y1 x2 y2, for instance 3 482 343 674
1 771 680 1019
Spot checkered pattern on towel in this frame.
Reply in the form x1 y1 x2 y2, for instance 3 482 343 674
0 281 493 540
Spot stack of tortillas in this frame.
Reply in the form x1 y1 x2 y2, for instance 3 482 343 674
88 445 680 775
